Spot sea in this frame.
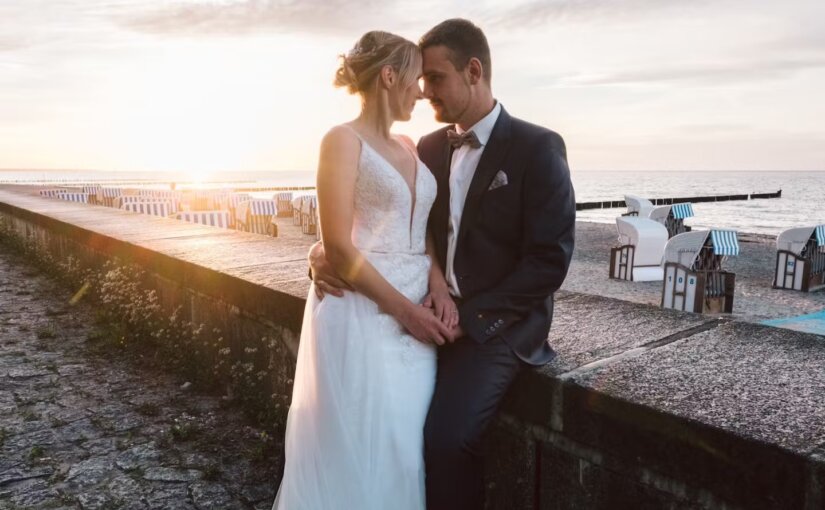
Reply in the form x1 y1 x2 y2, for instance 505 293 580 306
1 169 823 237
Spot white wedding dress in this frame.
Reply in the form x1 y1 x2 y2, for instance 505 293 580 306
273 130 438 510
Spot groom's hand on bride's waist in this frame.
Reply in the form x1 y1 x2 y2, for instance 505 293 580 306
309 241 352 300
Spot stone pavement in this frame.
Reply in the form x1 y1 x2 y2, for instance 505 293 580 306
0 244 281 509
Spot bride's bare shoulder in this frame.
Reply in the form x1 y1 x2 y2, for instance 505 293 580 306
319 125 361 170
323 124 361 147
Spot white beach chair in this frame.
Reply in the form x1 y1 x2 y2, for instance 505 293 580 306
662 230 739 314
609 217 668 281
774 225 825 292
624 194 654 218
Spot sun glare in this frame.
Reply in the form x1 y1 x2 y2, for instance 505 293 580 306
97 35 349 174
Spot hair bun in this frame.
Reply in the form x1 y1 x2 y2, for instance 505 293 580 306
332 31 420 96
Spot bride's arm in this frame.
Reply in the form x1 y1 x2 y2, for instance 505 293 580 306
425 232 459 330
318 126 450 346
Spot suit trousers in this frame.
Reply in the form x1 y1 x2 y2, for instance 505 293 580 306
424 335 524 510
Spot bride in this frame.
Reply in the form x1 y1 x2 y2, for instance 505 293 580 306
272 31 458 510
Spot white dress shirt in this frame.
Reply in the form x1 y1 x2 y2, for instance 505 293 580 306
445 101 502 297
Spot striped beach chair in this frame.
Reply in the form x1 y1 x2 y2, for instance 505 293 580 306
269 215 279 237
275 192 294 218
185 190 224 211
81 185 101 204
99 187 123 207
648 202 694 238
216 193 251 229
39 189 68 198
176 210 231 229
236 199 278 234
119 194 179 214
136 189 181 209
292 196 305 226
662 229 739 314
121 201 173 217
56 192 90 204
774 225 825 292
301 196 318 236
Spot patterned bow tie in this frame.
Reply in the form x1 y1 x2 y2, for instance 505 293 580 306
446 129 482 149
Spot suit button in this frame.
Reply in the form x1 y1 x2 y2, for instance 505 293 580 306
477 313 484 319
496 319 504 325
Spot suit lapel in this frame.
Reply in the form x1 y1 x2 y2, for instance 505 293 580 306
457 108 512 245
430 127 454 268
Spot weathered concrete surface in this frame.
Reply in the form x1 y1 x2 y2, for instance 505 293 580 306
0 245 279 509
549 319 825 510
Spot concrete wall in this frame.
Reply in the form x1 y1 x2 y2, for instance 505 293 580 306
2 188 824 510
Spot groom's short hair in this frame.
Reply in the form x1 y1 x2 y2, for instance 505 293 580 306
420 19 491 83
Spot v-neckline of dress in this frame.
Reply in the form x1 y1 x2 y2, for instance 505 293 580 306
358 136 420 248
360 137 419 203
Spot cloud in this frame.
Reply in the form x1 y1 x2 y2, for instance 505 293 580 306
484 0 713 29
112 0 395 37
555 56 825 87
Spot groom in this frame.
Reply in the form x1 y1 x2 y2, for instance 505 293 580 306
312 19 575 509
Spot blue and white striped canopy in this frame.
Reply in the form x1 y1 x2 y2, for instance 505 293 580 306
39 189 66 198
710 229 739 256
57 192 90 204
123 201 171 217
816 225 825 246
100 187 122 198
246 199 278 215
275 192 293 201
177 211 230 229
671 202 694 219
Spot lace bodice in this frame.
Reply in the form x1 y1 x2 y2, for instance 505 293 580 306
351 136 437 255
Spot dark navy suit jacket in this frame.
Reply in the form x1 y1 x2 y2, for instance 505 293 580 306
417 106 575 365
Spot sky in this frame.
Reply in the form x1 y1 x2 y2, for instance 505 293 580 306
1 0 824 177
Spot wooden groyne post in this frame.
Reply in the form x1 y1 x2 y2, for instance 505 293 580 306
576 190 781 211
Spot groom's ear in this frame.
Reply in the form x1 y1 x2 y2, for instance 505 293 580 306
466 57 483 85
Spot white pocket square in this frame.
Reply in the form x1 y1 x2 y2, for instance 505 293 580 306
488 170 508 191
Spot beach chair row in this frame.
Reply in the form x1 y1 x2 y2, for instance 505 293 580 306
37 186 319 239
609 209 825 314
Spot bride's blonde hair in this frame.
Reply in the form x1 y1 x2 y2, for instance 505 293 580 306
334 31 421 95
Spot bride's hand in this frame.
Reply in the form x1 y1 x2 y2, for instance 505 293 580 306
398 303 451 346
422 289 459 330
